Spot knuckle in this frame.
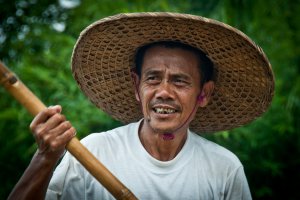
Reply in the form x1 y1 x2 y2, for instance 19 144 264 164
67 131 73 139
70 126 75 132
54 114 66 122
70 127 76 135
34 126 46 138
60 114 66 121
63 121 71 129
43 135 52 145
39 126 49 136
41 108 49 115
43 108 53 116
52 113 61 121
66 127 74 136
50 140 59 150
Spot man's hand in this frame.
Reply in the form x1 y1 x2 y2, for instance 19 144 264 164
8 105 76 200
30 105 76 161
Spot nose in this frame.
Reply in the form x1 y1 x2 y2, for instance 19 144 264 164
155 80 175 100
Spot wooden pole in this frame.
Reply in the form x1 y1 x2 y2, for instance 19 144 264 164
0 61 137 200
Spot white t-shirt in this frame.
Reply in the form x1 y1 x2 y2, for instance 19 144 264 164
46 120 252 200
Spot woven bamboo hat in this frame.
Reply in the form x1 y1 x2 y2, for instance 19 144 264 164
71 12 274 133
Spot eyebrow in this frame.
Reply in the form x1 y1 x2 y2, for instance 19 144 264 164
171 74 190 80
142 69 162 77
143 69 161 76
143 69 192 80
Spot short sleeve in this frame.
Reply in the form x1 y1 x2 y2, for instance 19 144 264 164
45 152 85 200
225 166 252 200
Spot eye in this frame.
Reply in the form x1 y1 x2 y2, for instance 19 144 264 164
147 76 157 80
173 78 189 86
145 75 161 84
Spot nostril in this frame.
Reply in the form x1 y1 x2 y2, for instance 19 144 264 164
155 92 174 101
155 85 174 100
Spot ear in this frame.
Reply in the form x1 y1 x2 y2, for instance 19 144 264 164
131 71 141 102
198 81 214 107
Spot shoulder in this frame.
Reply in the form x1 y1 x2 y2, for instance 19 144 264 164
79 122 138 153
189 131 242 168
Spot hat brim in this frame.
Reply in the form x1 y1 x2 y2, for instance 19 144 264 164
71 12 274 133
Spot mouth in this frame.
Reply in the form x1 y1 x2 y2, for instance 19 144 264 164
152 106 178 114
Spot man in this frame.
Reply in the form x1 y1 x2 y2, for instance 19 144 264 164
8 13 274 199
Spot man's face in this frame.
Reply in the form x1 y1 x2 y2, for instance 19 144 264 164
136 46 202 134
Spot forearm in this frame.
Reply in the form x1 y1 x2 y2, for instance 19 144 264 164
7 150 59 200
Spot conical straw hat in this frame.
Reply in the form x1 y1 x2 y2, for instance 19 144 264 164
71 12 275 133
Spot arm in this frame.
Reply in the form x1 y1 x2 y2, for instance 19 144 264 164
7 105 76 200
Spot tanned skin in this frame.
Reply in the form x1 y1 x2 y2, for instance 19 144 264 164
8 106 75 200
8 46 214 199
133 46 214 161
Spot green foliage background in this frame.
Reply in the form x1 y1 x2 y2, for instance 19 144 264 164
0 0 299 199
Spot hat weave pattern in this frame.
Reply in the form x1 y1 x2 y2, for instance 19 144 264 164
72 12 274 133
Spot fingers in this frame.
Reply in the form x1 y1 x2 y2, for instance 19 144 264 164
30 105 62 131
38 126 76 154
34 113 66 136
43 121 76 151
30 105 76 157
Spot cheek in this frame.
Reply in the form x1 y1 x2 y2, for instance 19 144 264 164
135 83 150 103
138 86 152 106
181 93 198 109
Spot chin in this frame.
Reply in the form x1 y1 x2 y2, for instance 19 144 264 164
149 121 178 134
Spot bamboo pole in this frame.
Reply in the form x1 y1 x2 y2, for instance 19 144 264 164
0 61 137 200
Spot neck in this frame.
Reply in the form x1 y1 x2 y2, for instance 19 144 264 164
139 121 188 161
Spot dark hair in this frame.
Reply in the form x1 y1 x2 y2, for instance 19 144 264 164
134 41 214 87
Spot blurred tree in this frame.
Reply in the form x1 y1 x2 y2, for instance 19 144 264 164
0 0 122 197
204 0 300 199
0 0 299 199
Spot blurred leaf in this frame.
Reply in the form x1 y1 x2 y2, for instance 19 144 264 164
0 0 299 199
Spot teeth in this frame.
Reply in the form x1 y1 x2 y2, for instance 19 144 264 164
154 108 176 114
